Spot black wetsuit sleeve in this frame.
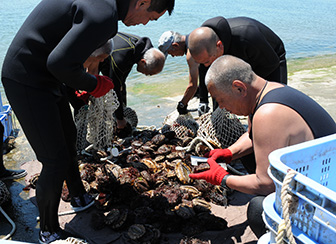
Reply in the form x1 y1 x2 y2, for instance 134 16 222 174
46 0 118 92
99 56 112 77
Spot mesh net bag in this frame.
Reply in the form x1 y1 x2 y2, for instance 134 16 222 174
75 105 90 152
0 180 10 205
75 90 119 151
163 110 180 126
169 114 199 139
123 106 138 129
50 237 88 244
197 107 246 148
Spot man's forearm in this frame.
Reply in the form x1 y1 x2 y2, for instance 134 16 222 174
228 132 253 160
181 82 198 105
226 174 274 195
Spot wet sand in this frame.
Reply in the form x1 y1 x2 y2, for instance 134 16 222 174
1 54 336 242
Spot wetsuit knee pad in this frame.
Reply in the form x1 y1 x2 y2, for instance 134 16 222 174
247 196 267 238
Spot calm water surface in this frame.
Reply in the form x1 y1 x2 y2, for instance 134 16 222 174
1 0 336 126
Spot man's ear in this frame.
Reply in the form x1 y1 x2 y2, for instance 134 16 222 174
138 58 146 69
172 43 179 48
136 0 151 9
232 80 247 96
216 40 224 54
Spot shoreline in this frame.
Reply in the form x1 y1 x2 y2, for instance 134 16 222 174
125 53 336 126
128 53 336 96
287 53 336 74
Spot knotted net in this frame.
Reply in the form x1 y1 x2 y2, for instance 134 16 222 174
122 106 138 129
197 108 246 148
50 237 88 244
163 114 199 139
75 90 119 151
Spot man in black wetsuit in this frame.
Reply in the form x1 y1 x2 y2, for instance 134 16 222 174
189 55 336 238
99 32 165 137
158 31 209 116
188 16 287 110
1 0 175 242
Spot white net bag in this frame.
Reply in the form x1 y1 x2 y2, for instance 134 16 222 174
50 237 88 244
169 114 199 139
197 108 246 148
163 110 180 126
75 105 90 152
75 90 119 151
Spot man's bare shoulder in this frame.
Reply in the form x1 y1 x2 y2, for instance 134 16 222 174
253 103 292 126
253 103 293 137
253 102 313 145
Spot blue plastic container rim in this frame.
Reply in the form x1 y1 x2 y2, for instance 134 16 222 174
1 104 12 114
268 133 336 204
263 193 317 244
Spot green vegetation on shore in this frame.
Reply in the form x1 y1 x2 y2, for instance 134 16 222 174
287 53 336 74
129 80 187 98
128 53 336 97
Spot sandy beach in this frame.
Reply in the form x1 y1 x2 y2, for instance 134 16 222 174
1 54 336 243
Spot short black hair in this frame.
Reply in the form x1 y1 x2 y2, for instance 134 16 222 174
148 0 175 15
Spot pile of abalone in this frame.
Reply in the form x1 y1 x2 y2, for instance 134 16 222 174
66 126 229 243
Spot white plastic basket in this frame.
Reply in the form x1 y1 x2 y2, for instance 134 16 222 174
267 134 336 244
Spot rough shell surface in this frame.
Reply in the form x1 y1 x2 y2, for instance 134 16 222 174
127 224 146 240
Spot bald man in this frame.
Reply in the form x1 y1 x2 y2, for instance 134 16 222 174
189 55 336 238
188 16 287 110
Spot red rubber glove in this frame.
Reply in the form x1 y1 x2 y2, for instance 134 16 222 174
189 158 229 185
75 90 90 104
89 75 114 98
204 148 232 164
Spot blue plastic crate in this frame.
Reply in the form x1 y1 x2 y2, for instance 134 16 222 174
0 93 3 112
268 134 336 244
2 104 12 114
0 105 13 139
0 114 9 142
